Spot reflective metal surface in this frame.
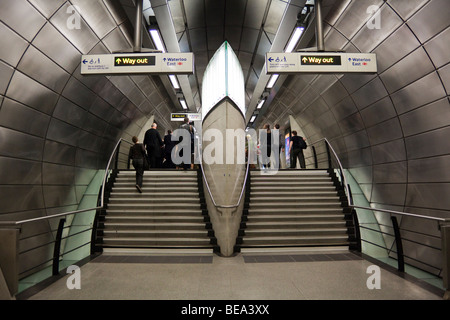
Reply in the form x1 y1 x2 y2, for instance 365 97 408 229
254 0 450 274
0 0 177 277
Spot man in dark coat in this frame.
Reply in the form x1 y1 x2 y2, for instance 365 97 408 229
144 122 164 168
163 129 176 168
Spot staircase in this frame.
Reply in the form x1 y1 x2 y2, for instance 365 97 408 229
95 170 218 254
235 169 356 252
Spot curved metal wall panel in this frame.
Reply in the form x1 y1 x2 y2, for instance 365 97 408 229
261 0 450 275
0 0 177 277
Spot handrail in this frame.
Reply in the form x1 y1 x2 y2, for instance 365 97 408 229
309 137 449 223
352 204 447 222
199 137 251 209
309 137 351 203
100 138 126 208
2 138 127 226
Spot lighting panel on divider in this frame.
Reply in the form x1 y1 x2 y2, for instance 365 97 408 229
226 43 245 115
202 41 245 120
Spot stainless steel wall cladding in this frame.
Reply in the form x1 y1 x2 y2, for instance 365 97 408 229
0 0 177 278
262 0 450 275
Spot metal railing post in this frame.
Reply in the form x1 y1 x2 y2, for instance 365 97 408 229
114 140 122 170
351 209 362 252
52 218 66 276
441 223 450 299
312 145 318 169
325 142 332 169
391 216 405 272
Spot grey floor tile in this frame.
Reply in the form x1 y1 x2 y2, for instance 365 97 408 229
25 252 445 301
291 254 314 262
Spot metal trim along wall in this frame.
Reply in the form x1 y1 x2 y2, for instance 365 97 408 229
259 0 450 275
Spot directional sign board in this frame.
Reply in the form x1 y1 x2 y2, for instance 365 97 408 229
81 52 194 75
171 113 201 122
266 52 377 74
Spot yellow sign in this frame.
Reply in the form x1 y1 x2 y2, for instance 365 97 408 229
114 56 155 66
301 55 342 66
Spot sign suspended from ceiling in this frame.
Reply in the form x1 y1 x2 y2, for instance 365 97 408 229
171 113 201 122
265 52 377 74
80 52 194 75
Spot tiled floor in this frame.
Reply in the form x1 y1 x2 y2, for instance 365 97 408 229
21 250 445 301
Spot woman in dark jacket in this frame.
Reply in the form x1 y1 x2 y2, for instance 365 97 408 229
128 136 146 192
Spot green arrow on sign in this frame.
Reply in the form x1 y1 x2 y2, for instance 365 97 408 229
116 58 122 64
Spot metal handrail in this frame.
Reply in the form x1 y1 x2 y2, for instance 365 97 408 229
309 137 352 204
352 204 447 222
199 137 251 209
309 137 450 223
1 138 126 226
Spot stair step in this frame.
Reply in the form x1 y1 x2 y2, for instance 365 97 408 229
246 216 345 224
246 209 346 220
101 248 214 254
248 206 342 212
251 191 337 196
251 185 335 190
113 181 197 186
250 170 328 176
101 237 212 246
112 187 198 192
107 203 201 210
249 202 341 209
108 197 199 201
110 192 199 197
102 230 209 238
249 196 340 202
244 228 348 236
250 182 334 187
245 221 347 228
116 176 197 180
103 222 207 230
250 176 331 180
118 170 198 176
240 235 349 245
104 217 206 224
105 208 203 215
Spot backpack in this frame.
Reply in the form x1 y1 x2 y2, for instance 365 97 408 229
300 138 307 149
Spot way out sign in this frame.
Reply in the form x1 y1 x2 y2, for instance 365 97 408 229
81 52 194 75
114 56 155 66
265 52 377 74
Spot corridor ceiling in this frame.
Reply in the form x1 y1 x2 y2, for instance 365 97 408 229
120 0 324 120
